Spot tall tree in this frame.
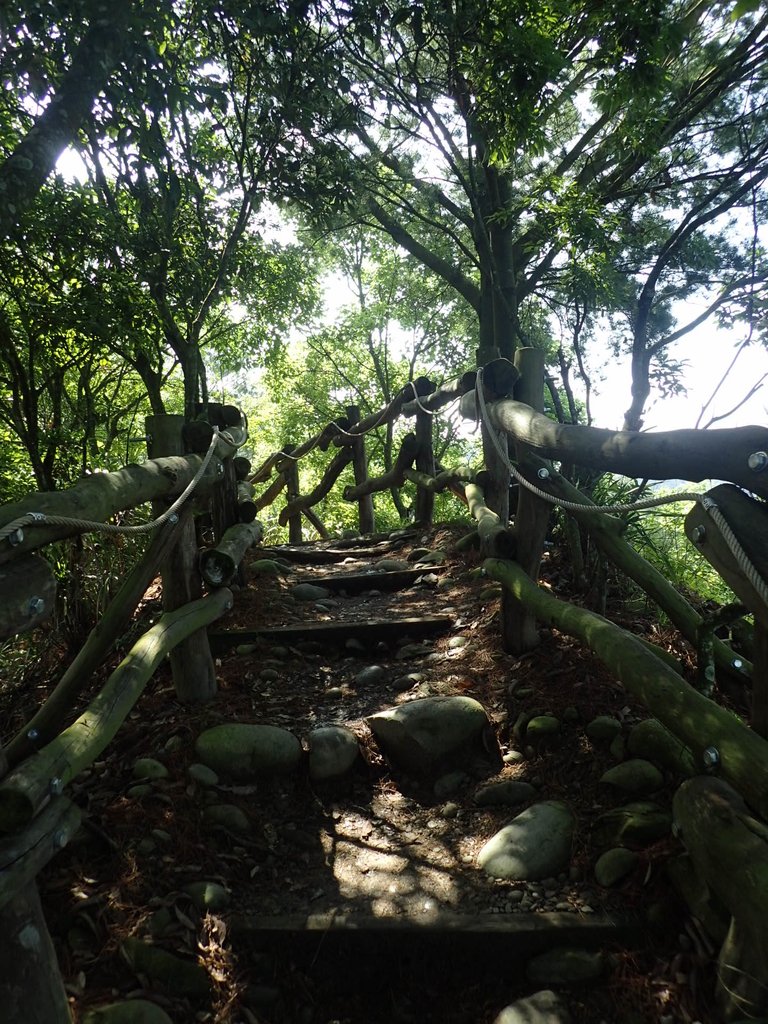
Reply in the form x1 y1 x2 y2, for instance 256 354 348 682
281 0 768 429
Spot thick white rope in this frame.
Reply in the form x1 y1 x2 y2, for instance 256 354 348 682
0 427 223 542
475 367 768 609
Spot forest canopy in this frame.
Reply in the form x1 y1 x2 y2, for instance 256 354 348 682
0 0 766 499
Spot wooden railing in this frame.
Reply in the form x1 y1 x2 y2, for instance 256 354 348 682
1 354 768 1018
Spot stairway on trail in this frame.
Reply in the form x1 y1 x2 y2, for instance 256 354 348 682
191 526 699 1024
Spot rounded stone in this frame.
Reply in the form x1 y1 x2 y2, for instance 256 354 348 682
133 758 168 781
82 1000 174 1024
355 664 387 686
195 723 302 780
188 763 219 787
627 719 696 776
586 715 622 742
493 990 572 1024
477 801 575 881
526 716 561 740
290 582 332 602
202 804 251 834
308 725 360 781
183 881 231 912
526 946 603 984
474 779 537 807
366 695 492 774
600 759 663 795
594 847 639 887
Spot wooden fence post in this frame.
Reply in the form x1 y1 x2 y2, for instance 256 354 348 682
477 347 510 524
282 445 303 544
346 406 375 535
414 402 435 527
501 347 551 653
145 415 217 703
0 745 72 1023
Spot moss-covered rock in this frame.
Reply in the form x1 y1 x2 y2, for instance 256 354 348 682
195 723 302 780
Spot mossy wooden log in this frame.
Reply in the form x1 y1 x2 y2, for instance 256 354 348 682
279 448 354 527
344 434 420 500
684 484 768 628
0 554 56 640
414 405 436 526
482 357 521 398
0 797 81 911
519 456 750 688
484 557 768 819
150 420 218 704
464 482 516 558
347 405 375 534
5 518 184 766
181 420 247 458
673 777 768 1019
402 466 473 493
482 401 768 499
0 453 222 563
400 373 475 418
250 450 285 484
0 589 233 833
333 379 436 446
254 472 287 511
0 882 72 1023
192 402 243 428
236 479 257 523
200 521 264 586
275 419 351 471
506 347 550 653
282 446 302 543
233 456 251 481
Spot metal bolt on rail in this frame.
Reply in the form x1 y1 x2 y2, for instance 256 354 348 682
28 596 45 616
26 728 39 742
733 658 744 671
691 525 706 545
52 830 67 849
49 777 64 796
537 467 550 480
747 451 768 472
702 746 720 771
8 528 23 546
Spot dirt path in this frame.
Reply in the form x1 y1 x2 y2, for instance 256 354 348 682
38 525 714 1023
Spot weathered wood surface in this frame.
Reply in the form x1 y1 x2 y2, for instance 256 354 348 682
400 374 474 418
283 450 302 544
0 882 72 1023
673 777 768 1019
300 566 446 594
302 506 331 539
333 378 436 446
5 517 184 766
414 405 435 526
464 482 516 558
484 556 768 819
200 521 264 587
0 589 233 833
343 434 420 500
347 405 375 535
0 797 81 911
149 419 218 705
0 554 56 640
516 456 751 688
181 420 247 458
279 448 354 527
0 453 222 563
236 479 257 523
231 909 637 941
684 484 768 628
210 614 453 653
254 472 287 511
505 346 550 653
482 401 768 499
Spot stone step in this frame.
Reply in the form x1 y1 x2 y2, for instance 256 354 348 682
209 614 454 653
